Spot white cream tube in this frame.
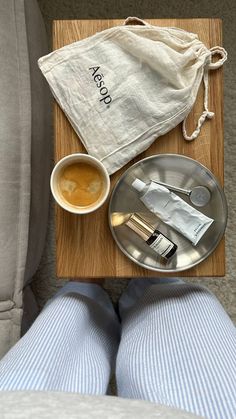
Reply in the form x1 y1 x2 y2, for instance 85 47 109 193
132 179 214 246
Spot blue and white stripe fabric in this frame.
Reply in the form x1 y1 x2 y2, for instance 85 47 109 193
117 279 236 419
0 279 235 419
0 282 120 394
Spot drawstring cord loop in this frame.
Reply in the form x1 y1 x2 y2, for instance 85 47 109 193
182 46 227 141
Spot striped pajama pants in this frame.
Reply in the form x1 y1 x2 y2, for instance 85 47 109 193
0 279 235 419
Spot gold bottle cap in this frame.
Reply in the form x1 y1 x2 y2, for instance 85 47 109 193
125 213 154 241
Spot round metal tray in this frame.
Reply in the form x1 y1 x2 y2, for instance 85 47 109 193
108 154 227 273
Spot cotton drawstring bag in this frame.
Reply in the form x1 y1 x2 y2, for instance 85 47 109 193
38 17 227 174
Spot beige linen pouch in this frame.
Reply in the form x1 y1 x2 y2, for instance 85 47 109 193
38 17 227 174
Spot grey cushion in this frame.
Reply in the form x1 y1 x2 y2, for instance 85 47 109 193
0 0 51 358
24 0 51 284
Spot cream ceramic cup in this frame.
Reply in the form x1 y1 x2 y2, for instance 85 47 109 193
50 153 110 214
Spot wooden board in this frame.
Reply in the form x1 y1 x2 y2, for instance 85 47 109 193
53 19 225 278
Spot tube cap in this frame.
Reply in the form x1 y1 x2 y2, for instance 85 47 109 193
132 178 146 192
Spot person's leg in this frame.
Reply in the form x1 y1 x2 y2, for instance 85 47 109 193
116 279 236 419
0 282 120 394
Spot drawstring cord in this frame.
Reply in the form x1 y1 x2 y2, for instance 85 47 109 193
182 46 227 141
123 19 227 142
182 69 214 141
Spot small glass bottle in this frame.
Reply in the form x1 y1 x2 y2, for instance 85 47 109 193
125 213 177 259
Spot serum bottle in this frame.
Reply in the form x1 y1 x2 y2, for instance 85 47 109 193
125 213 177 259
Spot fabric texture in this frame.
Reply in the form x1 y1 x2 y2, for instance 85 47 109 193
0 280 235 419
0 282 120 393
23 0 52 284
117 280 236 419
38 18 227 174
0 0 51 358
0 391 200 419
0 0 32 358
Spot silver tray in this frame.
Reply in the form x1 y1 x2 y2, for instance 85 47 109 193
108 154 227 273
